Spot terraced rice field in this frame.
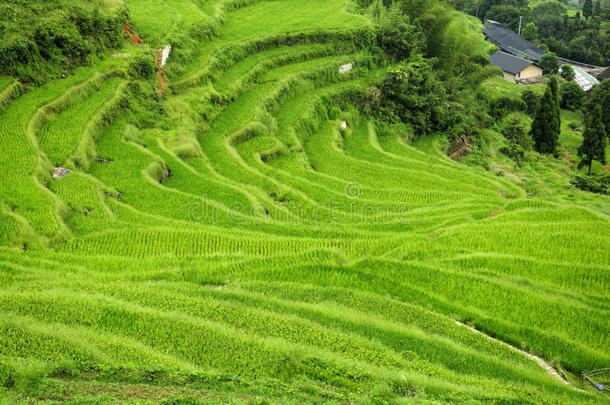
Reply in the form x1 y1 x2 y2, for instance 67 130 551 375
0 0 608 403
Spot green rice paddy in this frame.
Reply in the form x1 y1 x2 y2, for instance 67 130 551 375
0 0 608 403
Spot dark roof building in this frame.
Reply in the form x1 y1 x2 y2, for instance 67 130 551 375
489 51 543 83
490 51 534 74
483 20 545 62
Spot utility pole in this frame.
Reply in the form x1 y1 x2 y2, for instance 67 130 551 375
518 16 523 36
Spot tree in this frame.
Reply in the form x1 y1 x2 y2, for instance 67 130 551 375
593 0 602 16
486 5 522 31
549 76 561 111
585 79 610 139
130 54 155 78
559 81 585 110
549 76 562 142
521 22 539 42
578 105 607 174
602 0 610 19
533 2 565 38
539 52 559 75
530 83 561 154
369 0 386 25
478 0 528 21
583 0 593 18
560 64 575 81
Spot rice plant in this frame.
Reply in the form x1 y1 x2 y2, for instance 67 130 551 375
0 0 607 403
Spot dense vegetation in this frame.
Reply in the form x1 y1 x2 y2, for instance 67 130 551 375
0 0 608 403
0 0 125 83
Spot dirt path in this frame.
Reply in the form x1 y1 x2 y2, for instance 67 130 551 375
454 321 570 385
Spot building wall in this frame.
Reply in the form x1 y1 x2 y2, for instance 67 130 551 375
519 64 543 80
502 71 517 83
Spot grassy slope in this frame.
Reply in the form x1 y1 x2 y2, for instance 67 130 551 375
0 0 608 403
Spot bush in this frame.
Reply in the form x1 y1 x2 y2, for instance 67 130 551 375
503 117 532 147
462 149 490 170
0 1 124 82
130 54 156 79
500 144 525 162
521 89 540 116
571 175 609 194
489 96 526 119
500 117 531 163
34 20 88 64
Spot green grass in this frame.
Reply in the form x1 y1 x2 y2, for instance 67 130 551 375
0 0 607 403
124 0 209 45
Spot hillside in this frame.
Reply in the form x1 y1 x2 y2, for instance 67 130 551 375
0 0 608 403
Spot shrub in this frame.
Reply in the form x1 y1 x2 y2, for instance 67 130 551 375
521 89 539 116
0 2 124 82
571 175 609 194
130 54 156 79
489 96 526 119
500 120 527 161
500 117 532 163
34 20 88 63
462 149 490 170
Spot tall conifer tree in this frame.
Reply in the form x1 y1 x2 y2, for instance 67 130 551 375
530 83 561 154
583 0 593 19
593 0 601 16
578 105 607 175
549 76 561 138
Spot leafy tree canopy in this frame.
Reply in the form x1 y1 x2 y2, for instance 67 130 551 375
539 52 560 75
521 22 539 42
559 81 585 110
560 64 575 81
584 79 610 139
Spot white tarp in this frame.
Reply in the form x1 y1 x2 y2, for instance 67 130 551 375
160 45 172 68
570 65 599 91
338 63 353 74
